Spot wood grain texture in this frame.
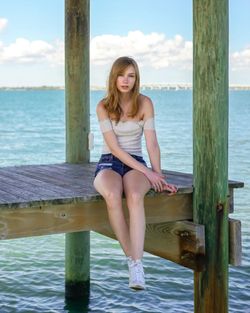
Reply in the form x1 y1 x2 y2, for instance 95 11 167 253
193 0 230 312
0 194 193 240
96 221 205 271
229 218 242 266
65 0 90 164
0 163 243 209
65 0 90 299
95 219 241 270
0 163 243 240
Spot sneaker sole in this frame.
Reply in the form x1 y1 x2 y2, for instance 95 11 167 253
129 284 145 290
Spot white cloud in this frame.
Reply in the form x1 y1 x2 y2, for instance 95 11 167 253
1 31 191 70
231 47 250 70
0 38 64 65
0 18 8 32
0 29 250 82
90 31 193 70
45 39 64 66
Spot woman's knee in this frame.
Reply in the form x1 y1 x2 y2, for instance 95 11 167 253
126 191 144 206
103 190 122 206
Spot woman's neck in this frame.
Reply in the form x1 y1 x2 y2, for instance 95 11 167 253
119 92 131 104
119 93 132 113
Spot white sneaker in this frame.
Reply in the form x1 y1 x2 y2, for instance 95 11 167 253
128 259 146 290
127 256 133 267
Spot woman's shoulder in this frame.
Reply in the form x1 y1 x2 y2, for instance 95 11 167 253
138 94 154 114
96 98 105 109
139 93 151 102
96 99 109 119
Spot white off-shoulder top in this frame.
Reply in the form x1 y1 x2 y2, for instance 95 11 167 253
98 117 155 156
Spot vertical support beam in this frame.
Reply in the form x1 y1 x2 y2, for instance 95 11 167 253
65 232 90 298
65 0 90 300
65 0 90 163
193 1 229 312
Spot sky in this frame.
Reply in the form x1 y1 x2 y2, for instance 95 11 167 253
0 0 250 87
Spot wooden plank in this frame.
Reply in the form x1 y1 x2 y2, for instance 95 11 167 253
95 221 205 272
145 221 205 271
0 189 25 203
0 172 76 199
0 164 191 208
0 166 85 191
0 163 243 197
0 176 44 199
0 163 243 209
163 169 244 189
144 193 192 223
0 163 244 192
3 164 77 181
229 218 242 266
0 194 192 240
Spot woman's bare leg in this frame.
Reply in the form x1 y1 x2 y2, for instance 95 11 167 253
123 170 151 260
93 169 131 257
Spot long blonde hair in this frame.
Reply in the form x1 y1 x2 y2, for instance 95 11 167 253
103 56 140 122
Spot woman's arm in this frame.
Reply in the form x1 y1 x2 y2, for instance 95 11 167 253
142 96 162 173
143 97 178 194
145 131 162 173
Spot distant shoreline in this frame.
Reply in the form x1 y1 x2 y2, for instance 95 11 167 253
1 84 250 91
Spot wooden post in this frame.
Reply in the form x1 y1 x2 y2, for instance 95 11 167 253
193 0 229 312
65 0 90 299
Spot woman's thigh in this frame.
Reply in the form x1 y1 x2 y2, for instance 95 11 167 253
93 169 123 198
122 170 151 201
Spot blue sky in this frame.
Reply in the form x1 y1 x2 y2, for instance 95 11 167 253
0 0 250 86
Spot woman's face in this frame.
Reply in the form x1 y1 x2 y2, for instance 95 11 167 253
116 65 136 94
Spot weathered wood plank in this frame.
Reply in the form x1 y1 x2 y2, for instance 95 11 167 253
145 221 206 271
0 189 25 203
96 218 241 270
0 164 243 194
95 221 205 271
0 165 92 197
163 170 243 189
3 165 80 185
0 166 65 186
229 218 242 266
0 176 43 199
0 172 77 199
0 163 243 210
0 193 193 240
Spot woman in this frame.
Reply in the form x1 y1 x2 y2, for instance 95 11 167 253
93 56 177 290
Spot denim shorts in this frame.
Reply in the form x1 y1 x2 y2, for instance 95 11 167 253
94 153 147 177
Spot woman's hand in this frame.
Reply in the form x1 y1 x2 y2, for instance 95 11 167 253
162 182 178 195
144 169 178 194
144 169 168 192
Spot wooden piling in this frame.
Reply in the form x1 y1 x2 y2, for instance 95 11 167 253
193 0 229 312
65 0 90 299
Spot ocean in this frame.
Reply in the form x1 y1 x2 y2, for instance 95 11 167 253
0 89 249 312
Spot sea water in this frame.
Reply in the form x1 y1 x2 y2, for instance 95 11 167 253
0 89 249 312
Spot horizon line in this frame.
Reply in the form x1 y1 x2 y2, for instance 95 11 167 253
1 83 250 90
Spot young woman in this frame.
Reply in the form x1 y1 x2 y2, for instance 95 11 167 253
93 56 177 290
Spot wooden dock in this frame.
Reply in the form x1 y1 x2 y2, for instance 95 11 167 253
0 0 245 310
0 163 243 271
